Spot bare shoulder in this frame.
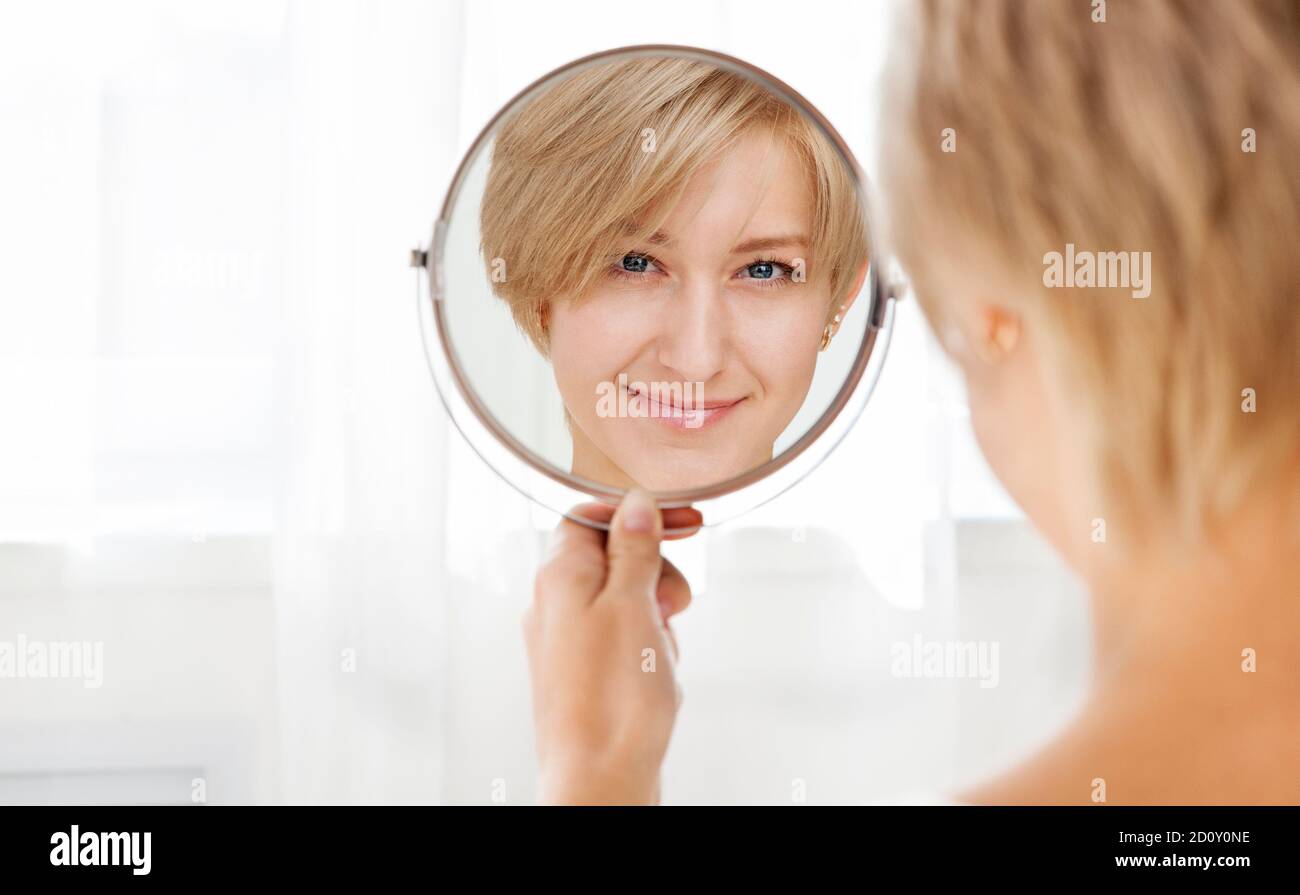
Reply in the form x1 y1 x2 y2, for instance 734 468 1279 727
957 699 1300 806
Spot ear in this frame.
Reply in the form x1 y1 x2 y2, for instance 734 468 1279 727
832 260 871 324
974 304 1022 365
535 300 553 356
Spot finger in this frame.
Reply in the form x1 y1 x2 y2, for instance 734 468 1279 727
564 502 616 528
601 488 663 607
535 507 614 612
564 502 700 541
548 503 615 557
537 501 678 615
661 506 704 540
662 620 679 665
655 556 693 622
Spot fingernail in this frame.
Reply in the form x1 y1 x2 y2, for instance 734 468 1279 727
621 489 657 534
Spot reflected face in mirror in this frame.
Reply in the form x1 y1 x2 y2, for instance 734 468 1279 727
478 56 868 492
549 131 852 491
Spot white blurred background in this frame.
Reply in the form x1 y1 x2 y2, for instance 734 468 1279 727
0 0 1091 805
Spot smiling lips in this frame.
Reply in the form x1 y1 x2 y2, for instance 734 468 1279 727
626 385 745 431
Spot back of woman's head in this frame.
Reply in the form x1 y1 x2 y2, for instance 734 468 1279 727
882 0 1300 543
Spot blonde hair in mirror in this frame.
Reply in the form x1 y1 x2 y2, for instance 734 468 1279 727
479 55 869 355
881 0 1300 546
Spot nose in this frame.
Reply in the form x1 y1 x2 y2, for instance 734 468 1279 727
655 277 727 383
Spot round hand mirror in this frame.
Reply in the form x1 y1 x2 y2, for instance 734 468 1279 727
414 45 899 530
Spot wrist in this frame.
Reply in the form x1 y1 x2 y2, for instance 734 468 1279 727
538 761 660 806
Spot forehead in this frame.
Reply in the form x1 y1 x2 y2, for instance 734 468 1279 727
652 130 813 251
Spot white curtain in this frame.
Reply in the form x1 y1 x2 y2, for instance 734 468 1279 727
271 0 461 803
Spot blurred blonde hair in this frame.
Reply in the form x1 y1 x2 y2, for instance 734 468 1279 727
480 55 868 354
881 0 1300 541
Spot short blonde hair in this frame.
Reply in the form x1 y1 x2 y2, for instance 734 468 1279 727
480 55 868 354
882 0 1300 541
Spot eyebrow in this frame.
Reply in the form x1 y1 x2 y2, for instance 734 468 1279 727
638 230 810 255
731 234 810 255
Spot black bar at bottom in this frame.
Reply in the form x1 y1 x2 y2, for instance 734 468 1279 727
0 805 1292 882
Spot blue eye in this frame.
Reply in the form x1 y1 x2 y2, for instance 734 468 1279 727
737 258 794 288
607 251 665 284
621 253 652 273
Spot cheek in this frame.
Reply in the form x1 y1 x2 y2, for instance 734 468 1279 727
965 377 1012 477
548 297 644 411
966 356 1038 479
733 297 825 392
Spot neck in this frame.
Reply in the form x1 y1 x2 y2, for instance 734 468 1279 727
964 484 1300 804
1087 490 1300 692
1077 485 1300 799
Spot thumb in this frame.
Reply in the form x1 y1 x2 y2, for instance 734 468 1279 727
602 488 663 606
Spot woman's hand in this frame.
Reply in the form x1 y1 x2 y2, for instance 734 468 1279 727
523 490 702 805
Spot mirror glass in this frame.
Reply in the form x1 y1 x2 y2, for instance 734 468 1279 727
421 46 892 525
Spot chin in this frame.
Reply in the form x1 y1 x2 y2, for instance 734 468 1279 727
625 452 766 493
635 470 716 492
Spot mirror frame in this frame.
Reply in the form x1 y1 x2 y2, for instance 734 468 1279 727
414 44 899 525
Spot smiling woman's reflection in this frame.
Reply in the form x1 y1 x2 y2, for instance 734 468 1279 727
480 57 868 491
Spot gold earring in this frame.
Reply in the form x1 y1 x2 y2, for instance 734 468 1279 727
819 303 848 352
